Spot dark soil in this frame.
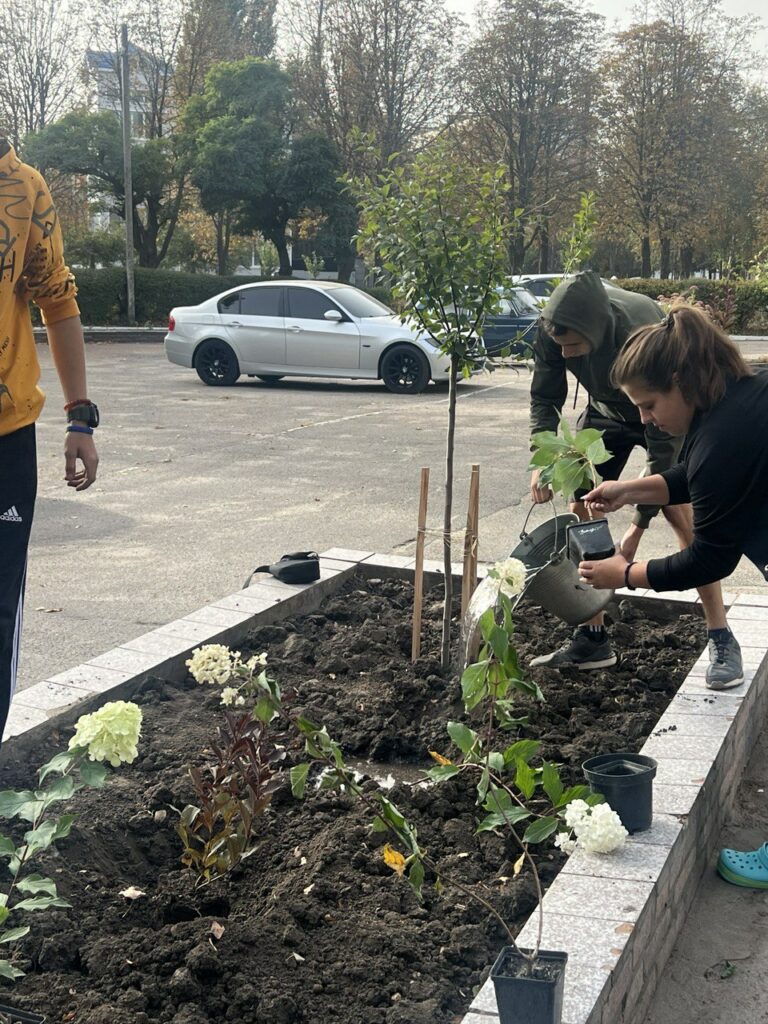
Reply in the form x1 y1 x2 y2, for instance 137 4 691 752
0 574 705 1024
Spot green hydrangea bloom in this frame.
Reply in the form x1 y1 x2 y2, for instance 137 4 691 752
69 700 143 767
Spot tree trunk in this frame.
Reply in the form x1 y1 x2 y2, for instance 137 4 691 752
538 223 549 272
680 245 693 278
659 237 670 280
216 215 227 276
271 231 292 276
641 235 651 279
440 353 460 672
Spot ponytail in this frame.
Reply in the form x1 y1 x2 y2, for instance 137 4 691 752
612 305 752 409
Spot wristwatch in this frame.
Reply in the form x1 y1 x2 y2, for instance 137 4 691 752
66 401 100 428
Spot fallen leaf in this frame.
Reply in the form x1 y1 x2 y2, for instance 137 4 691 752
513 853 525 876
290 952 305 962
210 922 225 940
303 883 315 895
153 810 167 823
35 607 62 613
383 844 406 876
429 750 453 766
615 923 634 935
119 886 146 900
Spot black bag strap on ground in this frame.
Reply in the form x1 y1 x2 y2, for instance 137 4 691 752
243 551 321 588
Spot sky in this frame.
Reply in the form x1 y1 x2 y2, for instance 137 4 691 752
445 0 768 60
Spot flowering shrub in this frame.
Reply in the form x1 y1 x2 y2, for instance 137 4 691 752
487 556 528 599
68 700 143 767
187 645 274 715
178 646 287 882
0 702 142 981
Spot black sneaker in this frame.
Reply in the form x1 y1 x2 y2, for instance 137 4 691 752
530 627 617 670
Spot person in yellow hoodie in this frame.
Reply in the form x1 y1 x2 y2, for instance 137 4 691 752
0 136 99 741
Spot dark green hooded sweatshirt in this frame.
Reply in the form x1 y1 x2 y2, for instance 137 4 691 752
530 271 678 529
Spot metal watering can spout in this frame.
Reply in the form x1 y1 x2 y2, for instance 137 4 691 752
463 501 615 666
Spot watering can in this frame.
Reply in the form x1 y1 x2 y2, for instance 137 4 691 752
463 503 614 665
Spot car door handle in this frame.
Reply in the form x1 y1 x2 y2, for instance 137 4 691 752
230 321 243 327
288 325 302 332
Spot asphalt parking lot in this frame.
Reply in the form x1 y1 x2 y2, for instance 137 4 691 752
20 341 766 692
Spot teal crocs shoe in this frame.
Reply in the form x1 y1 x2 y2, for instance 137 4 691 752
717 843 768 889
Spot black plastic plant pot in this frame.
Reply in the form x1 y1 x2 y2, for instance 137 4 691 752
490 947 568 1024
582 752 658 833
0 1005 46 1024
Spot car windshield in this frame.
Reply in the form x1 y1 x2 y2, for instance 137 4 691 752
329 287 394 318
512 288 541 314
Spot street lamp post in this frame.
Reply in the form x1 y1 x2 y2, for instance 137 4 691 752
121 23 136 325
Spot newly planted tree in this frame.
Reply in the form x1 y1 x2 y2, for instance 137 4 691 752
348 137 514 669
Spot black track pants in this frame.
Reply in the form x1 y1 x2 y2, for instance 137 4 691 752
0 425 37 741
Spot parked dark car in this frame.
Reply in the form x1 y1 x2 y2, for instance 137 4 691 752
481 286 540 357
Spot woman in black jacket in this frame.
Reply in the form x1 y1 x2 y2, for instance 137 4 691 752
578 303 768 888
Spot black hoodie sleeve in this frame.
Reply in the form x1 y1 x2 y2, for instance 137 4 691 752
529 327 567 440
646 422 755 590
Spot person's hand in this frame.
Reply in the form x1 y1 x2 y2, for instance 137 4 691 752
582 481 628 515
64 432 99 491
530 469 553 504
579 553 628 590
619 524 645 562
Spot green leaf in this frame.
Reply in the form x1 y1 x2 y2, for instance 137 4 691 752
38 749 78 783
489 625 509 663
13 895 71 912
426 765 460 782
503 739 541 765
515 760 536 800
0 790 39 822
16 874 57 896
0 908 8 927
0 959 25 980
542 762 564 806
52 815 75 842
0 926 30 943
523 816 559 844
0 836 15 857
478 607 496 643
41 774 78 810
461 661 488 712
556 784 592 809
447 722 477 755
476 766 490 803
407 857 425 899
79 759 108 789
290 763 311 799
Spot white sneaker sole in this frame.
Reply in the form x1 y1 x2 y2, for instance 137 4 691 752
706 675 745 691
531 654 618 670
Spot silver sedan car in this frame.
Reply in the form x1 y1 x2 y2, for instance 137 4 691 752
164 280 455 394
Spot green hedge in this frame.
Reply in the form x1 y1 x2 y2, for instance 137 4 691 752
614 278 768 333
62 268 393 326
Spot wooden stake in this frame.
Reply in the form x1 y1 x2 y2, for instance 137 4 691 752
411 467 430 662
462 464 480 618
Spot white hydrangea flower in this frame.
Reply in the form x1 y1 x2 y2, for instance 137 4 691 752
569 802 628 854
69 701 143 767
220 687 240 707
186 644 234 685
554 832 577 854
563 799 590 829
246 652 268 670
490 557 528 598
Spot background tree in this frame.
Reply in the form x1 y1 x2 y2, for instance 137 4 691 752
185 59 344 275
0 0 85 147
285 0 458 174
459 0 603 272
25 110 185 267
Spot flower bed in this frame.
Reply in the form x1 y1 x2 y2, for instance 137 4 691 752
0 571 706 1024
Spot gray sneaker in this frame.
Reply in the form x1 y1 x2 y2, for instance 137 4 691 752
706 632 744 690
530 628 617 670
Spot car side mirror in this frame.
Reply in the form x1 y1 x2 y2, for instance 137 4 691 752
324 309 343 322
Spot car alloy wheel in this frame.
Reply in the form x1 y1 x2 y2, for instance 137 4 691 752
194 339 240 386
381 344 430 394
